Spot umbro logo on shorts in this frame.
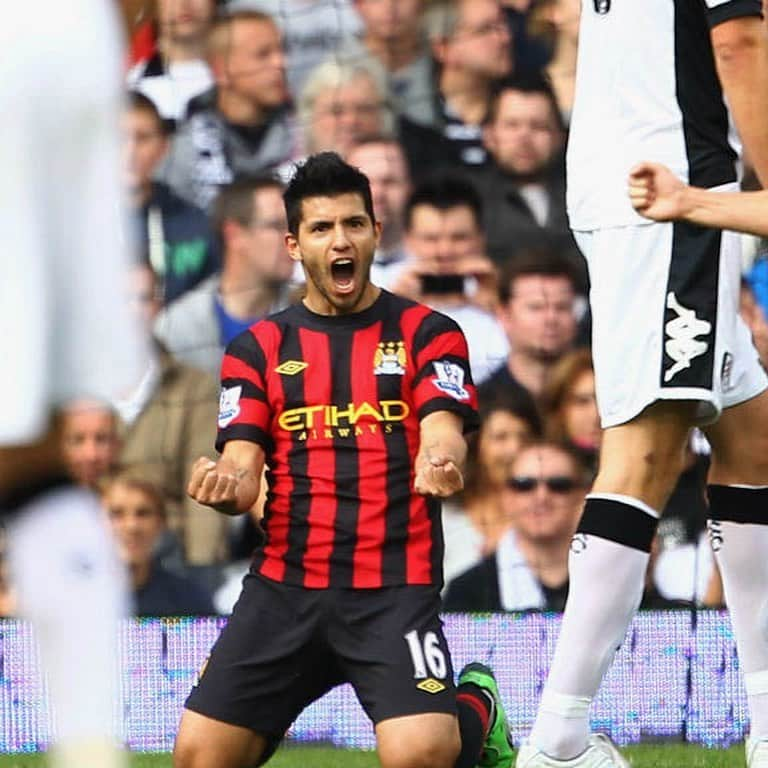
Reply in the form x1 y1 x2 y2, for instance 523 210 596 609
416 678 446 694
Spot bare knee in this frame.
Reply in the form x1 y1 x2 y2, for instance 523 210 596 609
377 714 461 768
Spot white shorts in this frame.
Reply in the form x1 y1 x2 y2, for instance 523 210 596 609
0 1 146 445
577 217 768 429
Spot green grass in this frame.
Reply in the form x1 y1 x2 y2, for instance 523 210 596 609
0 744 747 767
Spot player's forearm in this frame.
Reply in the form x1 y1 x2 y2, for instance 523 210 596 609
678 186 768 237
713 17 768 186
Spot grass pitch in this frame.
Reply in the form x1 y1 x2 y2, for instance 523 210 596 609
0 744 747 767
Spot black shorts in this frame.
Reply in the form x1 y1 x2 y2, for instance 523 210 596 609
185 572 457 737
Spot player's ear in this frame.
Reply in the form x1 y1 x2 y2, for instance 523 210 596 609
285 232 302 262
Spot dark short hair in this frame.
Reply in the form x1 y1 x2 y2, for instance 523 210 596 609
484 73 564 133
211 175 284 234
497 248 579 304
125 91 167 135
404 174 483 232
283 152 375 236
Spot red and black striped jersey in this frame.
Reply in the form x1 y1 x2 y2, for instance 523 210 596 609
216 289 479 589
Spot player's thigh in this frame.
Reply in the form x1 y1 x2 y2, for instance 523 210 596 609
592 399 696 510
705 387 768 484
332 585 457 724
580 223 725 431
376 712 461 768
174 710 271 768
184 573 341 744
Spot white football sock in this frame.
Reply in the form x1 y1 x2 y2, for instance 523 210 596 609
529 495 656 759
8 487 129 768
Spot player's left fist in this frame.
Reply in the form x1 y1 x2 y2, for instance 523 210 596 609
415 456 464 497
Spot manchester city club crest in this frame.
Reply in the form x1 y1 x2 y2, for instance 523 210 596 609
374 340 407 375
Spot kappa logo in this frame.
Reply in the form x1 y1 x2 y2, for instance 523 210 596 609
663 292 712 383
374 340 406 375
416 678 446 694
721 352 734 392
593 0 610 13
431 361 470 401
218 385 242 428
275 360 308 376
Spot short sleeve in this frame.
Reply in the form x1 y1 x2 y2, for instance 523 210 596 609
411 311 480 433
216 327 273 452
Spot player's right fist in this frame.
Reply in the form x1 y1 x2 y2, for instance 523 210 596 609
187 456 240 512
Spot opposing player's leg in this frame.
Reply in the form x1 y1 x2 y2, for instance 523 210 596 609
704 388 768 767
7 484 129 768
520 222 716 766
520 402 692 766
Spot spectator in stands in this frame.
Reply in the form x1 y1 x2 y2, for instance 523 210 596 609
479 249 580 406
426 0 513 167
341 0 438 127
470 76 578 266
154 176 293 374
298 58 396 159
443 392 542 585
61 401 122 489
543 348 601 475
123 92 219 304
526 0 580 125
347 135 412 288
117 263 227 570
127 0 216 125
164 9 295 211
100 469 216 616
443 440 584 612
235 0 362 99
393 175 509 382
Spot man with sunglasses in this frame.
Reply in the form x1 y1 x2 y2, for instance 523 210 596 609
444 442 583 613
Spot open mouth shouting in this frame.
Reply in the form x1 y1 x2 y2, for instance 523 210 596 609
330 257 356 294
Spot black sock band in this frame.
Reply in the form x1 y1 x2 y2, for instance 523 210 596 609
707 484 768 525
577 496 658 553
455 683 491 768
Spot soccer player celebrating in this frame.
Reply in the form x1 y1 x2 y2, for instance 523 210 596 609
174 152 513 768
517 3 768 768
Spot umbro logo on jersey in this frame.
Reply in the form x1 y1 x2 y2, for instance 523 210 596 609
275 360 308 376
663 292 712 383
593 0 610 12
416 678 446 694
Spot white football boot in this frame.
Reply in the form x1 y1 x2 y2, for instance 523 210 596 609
516 734 630 768
747 736 768 767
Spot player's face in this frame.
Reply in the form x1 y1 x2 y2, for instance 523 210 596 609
347 142 410 236
237 187 293 283
220 19 287 109
503 446 582 543
354 0 424 41
443 0 512 80
310 76 386 157
477 409 533 488
501 275 576 360
61 404 120 489
102 483 165 569
561 369 601 451
287 193 381 315
157 0 214 43
122 110 168 192
484 91 562 177
405 204 483 274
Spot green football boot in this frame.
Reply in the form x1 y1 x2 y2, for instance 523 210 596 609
458 662 514 767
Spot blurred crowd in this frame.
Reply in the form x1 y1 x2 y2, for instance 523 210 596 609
2 0 767 618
